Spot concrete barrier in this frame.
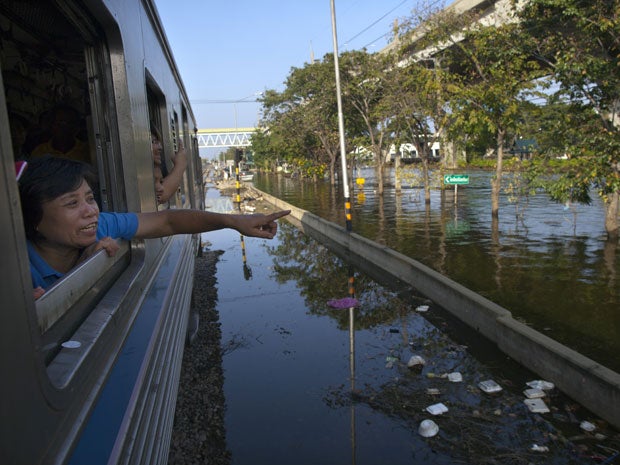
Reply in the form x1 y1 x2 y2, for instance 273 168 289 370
257 187 620 429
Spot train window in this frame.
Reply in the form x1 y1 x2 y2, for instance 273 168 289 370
171 115 178 153
147 84 191 208
179 112 193 208
1 2 131 382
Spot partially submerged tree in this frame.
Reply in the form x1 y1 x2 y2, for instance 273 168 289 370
383 52 452 204
520 0 620 239
340 50 394 195
422 7 543 219
252 94 297 173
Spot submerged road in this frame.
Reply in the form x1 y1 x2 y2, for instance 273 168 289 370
170 181 620 465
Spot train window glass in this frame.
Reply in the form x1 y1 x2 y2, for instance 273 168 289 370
147 83 171 208
0 6 91 164
179 112 192 208
173 110 189 207
1 2 131 376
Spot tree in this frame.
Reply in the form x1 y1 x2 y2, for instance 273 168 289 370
383 51 452 203
422 6 544 219
284 56 347 184
255 57 363 183
254 88 318 177
340 50 394 195
520 0 620 239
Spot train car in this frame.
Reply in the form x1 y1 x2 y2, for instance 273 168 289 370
0 1 204 463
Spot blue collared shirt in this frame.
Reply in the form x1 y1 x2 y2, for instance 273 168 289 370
29 212 139 290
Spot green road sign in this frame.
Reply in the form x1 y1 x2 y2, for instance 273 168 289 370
444 174 470 185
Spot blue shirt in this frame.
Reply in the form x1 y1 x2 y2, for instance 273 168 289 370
29 212 139 290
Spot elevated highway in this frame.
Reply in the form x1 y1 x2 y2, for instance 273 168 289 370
382 0 515 60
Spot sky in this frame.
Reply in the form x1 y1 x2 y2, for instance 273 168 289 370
152 0 422 132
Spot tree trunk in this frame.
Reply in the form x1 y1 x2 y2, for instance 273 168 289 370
605 190 619 240
491 129 505 219
442 140 458 169
375 161 384 195
423 158 431 204
394 154 401 193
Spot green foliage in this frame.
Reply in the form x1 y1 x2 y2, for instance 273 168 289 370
250 0 619 234
519 0 620 234
397 166 444 189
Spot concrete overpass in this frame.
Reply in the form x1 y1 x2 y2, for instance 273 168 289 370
382 0 516 60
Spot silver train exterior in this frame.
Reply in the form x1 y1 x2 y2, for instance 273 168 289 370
0 1 204 463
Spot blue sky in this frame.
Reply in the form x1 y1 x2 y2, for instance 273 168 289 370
153 0 420 130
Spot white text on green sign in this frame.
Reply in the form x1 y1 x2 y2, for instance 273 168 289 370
444 174 470 185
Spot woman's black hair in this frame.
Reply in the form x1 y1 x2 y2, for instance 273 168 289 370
18 155 97 241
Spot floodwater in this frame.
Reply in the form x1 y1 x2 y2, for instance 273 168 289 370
253 168 620 373
202 185 619 465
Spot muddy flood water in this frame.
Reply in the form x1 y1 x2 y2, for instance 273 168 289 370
198 185 620 465
254 168 620 374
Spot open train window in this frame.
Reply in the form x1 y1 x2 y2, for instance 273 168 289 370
147 83 190 208
181 105 197 209
0 2 130 377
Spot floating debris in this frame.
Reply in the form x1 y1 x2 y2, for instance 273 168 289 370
327 297 359 309
523 388 545 399
416 305 430 312
524 398 550 413
426 388 441 396
447 372 463 383
418 419 439 437
530 444 549 452
478 379 502 394
407 355 426 368
580 420 596 432
385 355 399 369
526 380 555 391
426 402 449 415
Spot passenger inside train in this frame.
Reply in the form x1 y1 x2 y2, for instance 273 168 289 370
18 156 289 298
151 122 188 204
29 104 91 163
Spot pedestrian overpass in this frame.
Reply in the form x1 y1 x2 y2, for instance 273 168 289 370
196 128 256 148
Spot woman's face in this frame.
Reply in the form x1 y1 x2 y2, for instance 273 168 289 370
153 165 165 203
151 134 163 165
36 179 100 250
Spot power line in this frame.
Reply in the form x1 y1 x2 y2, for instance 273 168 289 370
192 99 260 104
342 0 409 47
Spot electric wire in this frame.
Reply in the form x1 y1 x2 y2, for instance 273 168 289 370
342 0 409 47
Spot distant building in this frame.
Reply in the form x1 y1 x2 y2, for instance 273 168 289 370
510 138 538 160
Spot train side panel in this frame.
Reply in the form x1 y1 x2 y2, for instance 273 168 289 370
0 0 202 463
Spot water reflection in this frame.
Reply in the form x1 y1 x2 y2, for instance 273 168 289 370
214 220 602 465
254 170 620 372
